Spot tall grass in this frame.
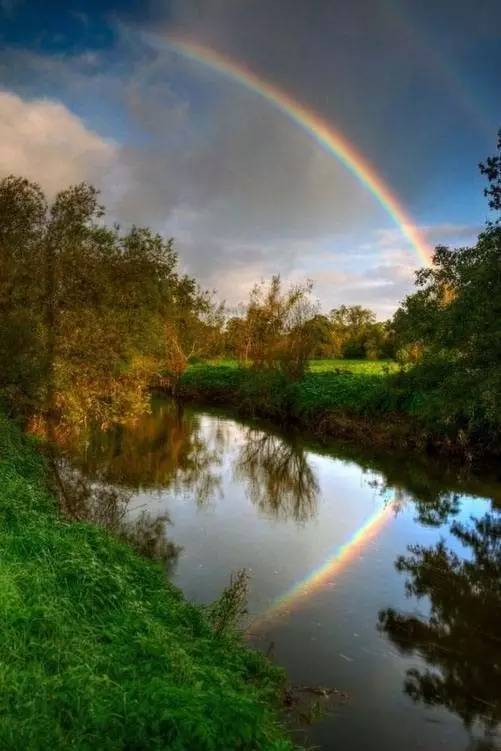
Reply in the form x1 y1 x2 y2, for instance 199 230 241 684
0 414 293 750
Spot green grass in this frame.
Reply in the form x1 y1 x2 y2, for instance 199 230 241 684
180 360 403 420
307 359 398 375
206 358 397 375
0 414 293 750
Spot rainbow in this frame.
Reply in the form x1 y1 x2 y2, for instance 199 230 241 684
248 501 394 632
166 36 432 266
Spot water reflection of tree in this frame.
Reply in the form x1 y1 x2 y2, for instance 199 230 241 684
235 430 319 522
63 400 222 505
379 511 501 744
328 439 501 526
51 457 179 568
365 470 464 527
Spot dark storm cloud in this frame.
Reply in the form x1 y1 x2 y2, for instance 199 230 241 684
164 0 500 149
0 0 498 313
113 72 378 238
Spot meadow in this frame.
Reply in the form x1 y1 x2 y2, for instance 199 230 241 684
306 359 398 375
206 358 398 375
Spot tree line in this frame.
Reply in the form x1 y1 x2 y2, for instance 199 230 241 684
0 130 499 435
0 177 395 427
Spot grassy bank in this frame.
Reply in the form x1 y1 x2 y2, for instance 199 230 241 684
178 361 499 459
0 414 293 750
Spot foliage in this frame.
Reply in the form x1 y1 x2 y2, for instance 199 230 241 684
223 281 395 376
206 569 250 636
227 276 322 380
327 305 395 360
162 279 225 387
178 353 500 456
479 128 501 214
0 413 293 750
225 298 395 367
2 130 501 455
0 176 221 426
391 135 501 446
179 362 403 424
0 177 47 409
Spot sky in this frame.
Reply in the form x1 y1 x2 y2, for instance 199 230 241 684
0 0 499 316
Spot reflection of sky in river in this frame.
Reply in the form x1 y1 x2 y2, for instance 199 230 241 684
127 417 491 627
68 404 500 751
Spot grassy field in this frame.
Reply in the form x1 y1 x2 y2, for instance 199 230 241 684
0 414 293 750
207 358 398 375
307 359 398 375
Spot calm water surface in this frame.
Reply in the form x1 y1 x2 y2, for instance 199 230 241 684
63 397 501 751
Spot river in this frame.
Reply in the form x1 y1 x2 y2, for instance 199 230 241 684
59 396 501 751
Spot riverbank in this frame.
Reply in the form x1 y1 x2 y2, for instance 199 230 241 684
0 413 293 750
177 363 500 461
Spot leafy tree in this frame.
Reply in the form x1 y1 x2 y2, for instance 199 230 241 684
328 305 393 359
391 133 501 445
0 177 47 409
224 315 251 360
479 128 501 215
238 276 320 379
43 186 179 426
305 314 334 358
0 175 215 426
163 279 224 386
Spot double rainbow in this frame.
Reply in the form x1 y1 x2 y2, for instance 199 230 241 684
166 36 432 266
249 501 394 631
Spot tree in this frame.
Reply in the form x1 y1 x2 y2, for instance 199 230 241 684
305 314 334 358
328 305 392 359
390 133 501 444
0 177 47 410
479 127 501 215
239 276 320 379
224 315 252 361
163 279 224 386
0 175 214 427
42 188 178 426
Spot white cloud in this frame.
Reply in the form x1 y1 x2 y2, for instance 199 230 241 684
0 90 117 197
